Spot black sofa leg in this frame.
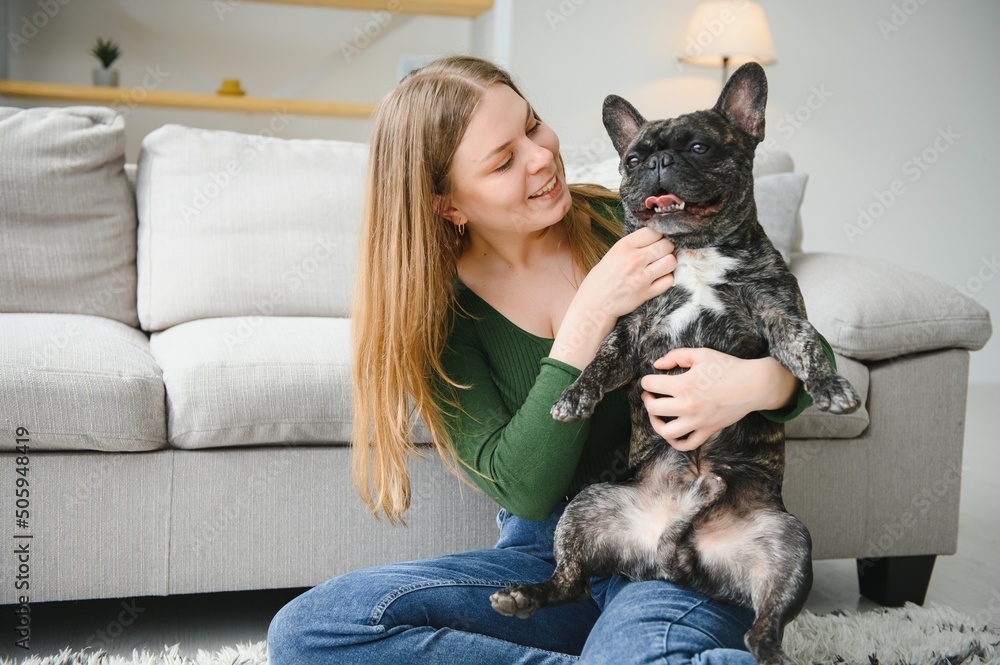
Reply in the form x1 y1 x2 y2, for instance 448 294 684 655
856 555 937 606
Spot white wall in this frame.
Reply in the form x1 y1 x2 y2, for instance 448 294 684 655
5 0 997 382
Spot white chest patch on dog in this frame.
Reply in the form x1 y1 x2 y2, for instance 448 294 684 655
665 248 738 333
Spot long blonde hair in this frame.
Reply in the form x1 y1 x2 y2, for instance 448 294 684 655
351 55 621 524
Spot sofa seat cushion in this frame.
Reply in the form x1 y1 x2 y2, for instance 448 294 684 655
150 317 354 449
0 106 138 325
0 313 166 451
786 352 870 439
792 252 993 361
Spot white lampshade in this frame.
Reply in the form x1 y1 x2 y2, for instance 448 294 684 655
678 1 777 69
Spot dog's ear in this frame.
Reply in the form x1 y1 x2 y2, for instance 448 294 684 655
715 62 768 143
603 95 646 157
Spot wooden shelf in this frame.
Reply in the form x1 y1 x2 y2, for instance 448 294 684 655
0 80 376 118
242 0 493 18
0 0 494 115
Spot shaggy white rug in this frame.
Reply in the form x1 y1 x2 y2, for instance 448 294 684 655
2 603 998 665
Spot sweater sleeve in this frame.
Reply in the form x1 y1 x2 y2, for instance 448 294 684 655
436 324 592 521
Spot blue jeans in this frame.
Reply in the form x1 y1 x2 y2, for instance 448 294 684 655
268 503 756 664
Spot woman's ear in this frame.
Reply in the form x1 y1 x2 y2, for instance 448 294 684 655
433 195 466 227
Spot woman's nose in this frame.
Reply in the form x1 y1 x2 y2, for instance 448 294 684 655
524 138 554 173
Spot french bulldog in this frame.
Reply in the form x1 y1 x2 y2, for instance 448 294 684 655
490 63 861 665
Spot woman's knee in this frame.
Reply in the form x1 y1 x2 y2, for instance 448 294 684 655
267 592 306 663
583 579 755 664
267 571 385 663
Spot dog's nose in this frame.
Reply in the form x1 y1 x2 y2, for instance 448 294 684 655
647 151 674 169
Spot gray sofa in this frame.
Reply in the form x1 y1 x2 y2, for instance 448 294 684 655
0 105 992 606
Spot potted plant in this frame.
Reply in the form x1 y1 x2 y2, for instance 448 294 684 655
91 37 121 87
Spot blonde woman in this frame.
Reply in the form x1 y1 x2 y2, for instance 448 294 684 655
268 55 817 664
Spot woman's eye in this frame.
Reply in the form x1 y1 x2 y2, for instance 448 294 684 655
528 118 542 134
496 156 513 173
691 143 709 154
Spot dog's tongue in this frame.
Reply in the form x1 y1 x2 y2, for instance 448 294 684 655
645 194 684 209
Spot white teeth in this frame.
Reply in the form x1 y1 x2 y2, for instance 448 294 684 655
654 201 686 213
531 176 557 198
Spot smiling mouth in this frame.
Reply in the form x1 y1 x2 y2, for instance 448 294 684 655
529 174 559 199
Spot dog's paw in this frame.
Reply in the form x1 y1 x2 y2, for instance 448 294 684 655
490 586 540 619
551 385 601 423
806 374 861 414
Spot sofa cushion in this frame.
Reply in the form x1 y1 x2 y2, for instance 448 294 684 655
150 316 354 449
751 149 803 255
792 252 993 361
563 150 804 262
0 313 166 452
786 352 870 439
136 125 367 332
753 172 807 264
0 106 138 325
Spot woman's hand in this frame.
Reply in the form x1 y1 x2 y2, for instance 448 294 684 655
580 227 677 320
551 228 676 370
639 348 799 451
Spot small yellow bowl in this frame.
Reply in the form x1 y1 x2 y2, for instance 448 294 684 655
217 78 246 96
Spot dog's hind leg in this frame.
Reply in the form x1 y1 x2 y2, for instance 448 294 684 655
490 498 601 619
690 508 812 665
744 579 808 665
491 481 658 619
742 513 813 665
490 559 592 619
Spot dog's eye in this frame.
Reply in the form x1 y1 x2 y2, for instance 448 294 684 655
626 155 641 169
690 143 709 154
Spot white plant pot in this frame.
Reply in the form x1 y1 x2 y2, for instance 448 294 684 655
92 67 119 87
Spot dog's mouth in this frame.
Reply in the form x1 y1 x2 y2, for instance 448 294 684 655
639 193 726 220
645 194 686 214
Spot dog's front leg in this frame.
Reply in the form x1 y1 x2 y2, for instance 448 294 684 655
757 307 861 415
551 316 636 422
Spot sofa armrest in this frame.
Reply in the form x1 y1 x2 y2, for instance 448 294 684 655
790 252 993 361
